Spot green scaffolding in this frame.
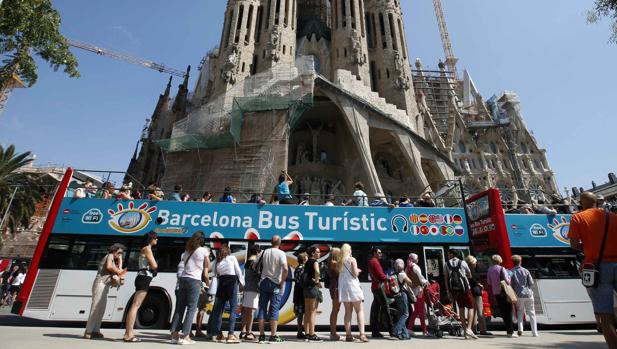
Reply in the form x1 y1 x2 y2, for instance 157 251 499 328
155 93 313 152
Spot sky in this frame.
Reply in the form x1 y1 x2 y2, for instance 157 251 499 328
1 0 615 194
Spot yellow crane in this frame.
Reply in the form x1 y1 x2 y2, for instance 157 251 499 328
0 38 186 116
0 68 25 116
433 0 458 79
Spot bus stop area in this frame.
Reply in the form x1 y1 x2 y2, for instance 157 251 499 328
0 324 607 349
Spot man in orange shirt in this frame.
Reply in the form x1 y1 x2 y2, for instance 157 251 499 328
569 191 617 348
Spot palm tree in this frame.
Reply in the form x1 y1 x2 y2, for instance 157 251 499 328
0 145 41 239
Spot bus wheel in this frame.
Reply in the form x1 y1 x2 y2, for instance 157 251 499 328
136 292 169 329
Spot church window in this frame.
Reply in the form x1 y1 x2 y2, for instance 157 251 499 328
313 55 322 73
251 55 258 75
223 9 233 48
378 13 387 48
397 18 406 59
333 0 338 28
246 5 254 44
344 48 347 57
359 1 365 36
242 62 245 72
284 0 289 26
350 0 356 29
255 6 263 43
388 13 397 51
265 0 271 29
341 0 347 27
365 12 373 48
386 69 390 79
235 5 244 44
283 45 286 54
520 142 528 154
275 0 281 25
369 61 378 91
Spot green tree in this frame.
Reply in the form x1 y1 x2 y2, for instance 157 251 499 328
0 0 79 88
588 0 617 43
0 145 41 240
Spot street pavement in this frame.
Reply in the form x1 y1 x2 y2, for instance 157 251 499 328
0 325 608 349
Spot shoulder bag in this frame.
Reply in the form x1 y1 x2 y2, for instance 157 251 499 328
499 266 517 304
581 211 611 288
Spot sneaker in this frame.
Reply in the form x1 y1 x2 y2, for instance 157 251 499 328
507 333 518 338
466 329 478 340
517 330 523 336
307 335 323 343
178 337 196 345
479 331 493 336
296 332 306 340
215 334 225 343
269 335 284 343
258 335 267 344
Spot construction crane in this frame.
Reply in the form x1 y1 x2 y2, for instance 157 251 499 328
433 0 458 79
0 68 25 116
67 38 187 78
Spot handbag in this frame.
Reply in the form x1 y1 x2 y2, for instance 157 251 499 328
582 211 611 288
499 267 517 304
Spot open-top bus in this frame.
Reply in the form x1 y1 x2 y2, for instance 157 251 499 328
14 168 472 328
466 188 594 324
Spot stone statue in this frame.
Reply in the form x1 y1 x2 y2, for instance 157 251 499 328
221 44 240 84
349 29 365 65
268 25 282 62
393 52 410 90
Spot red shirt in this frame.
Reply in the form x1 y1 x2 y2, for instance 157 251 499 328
368 257 387 291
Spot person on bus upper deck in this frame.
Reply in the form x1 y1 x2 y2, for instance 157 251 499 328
568 191 617 348
368 247 392 338
343 182 368 207
510 255 538 337
416 192 436 207
398 196 414 208
123 232 158 342
486 254 515 338
170 185 182 201
219 186 235 203
532 199 557 215
101 181 115 200
84 180 97 198
324 194 335 206
256 235 288 344
299 193 311 206
84 243 125 340
445 249 477 339
116 184 133 200
272 170 295 204
201 191 213 202
146 182 163 201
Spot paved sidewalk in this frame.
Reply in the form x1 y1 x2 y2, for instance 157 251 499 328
0 326 607 349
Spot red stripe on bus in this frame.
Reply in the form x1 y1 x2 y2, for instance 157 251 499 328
17 167 73 315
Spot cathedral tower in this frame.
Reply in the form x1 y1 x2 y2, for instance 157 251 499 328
254 0 297 73
330 0 371 84
365 0 420 129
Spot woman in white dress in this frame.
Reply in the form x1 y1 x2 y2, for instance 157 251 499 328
337 244 369 342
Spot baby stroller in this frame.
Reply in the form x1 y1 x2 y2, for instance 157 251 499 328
424 282 464 338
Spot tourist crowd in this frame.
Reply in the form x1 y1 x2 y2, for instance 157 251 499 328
82 234 541 344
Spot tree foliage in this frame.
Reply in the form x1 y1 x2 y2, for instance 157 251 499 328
588 0 617 44
0 145 41 238
0 0 79 88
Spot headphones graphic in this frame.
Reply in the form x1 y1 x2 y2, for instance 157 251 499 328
391 214 409 233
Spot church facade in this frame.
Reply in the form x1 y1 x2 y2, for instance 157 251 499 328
127 0 558 204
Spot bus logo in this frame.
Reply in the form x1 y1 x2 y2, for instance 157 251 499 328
548 216 570 245
107 202 157 234
82 208 103 224
530 223 547 237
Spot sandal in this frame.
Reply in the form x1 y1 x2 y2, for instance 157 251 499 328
244 333 257 342
226 334 240 344
123 337 142 342
359 334 369 343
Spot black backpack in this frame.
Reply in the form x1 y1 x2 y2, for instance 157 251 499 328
448 259 470 296
253 248 270 278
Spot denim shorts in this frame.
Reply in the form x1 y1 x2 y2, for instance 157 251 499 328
588 262 617 315
257 278 282 321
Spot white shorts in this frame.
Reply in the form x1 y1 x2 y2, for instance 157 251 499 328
242 291 259 309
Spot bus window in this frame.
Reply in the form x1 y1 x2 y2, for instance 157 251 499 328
71 238 123 270
39 236 71 269
526 255 580 279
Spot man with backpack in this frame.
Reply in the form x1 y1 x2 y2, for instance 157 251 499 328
445 249 478 340
255 235 288 344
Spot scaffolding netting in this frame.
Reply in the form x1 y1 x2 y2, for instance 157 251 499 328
156 56 316 152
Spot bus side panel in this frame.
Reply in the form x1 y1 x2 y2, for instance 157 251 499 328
535 279 595 324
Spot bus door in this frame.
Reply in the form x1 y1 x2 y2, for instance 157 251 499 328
423 246 446 299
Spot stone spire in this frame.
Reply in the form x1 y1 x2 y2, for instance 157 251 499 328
172 66 191 120
330 0 370 84
254 0 297 72
364 0 420 131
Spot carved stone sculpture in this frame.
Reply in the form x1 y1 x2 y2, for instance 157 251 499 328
221 44 240 84
268 25 282 62
349 29 365 65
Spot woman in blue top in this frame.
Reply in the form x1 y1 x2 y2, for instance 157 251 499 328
271 170 295 204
